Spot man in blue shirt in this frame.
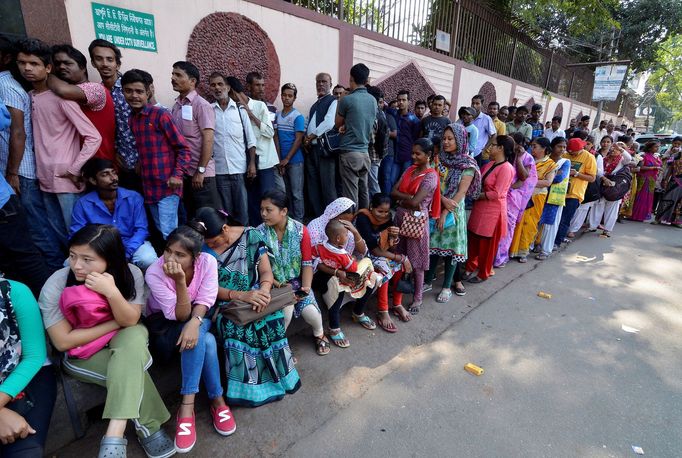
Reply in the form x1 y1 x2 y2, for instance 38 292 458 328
387 89 421 190
0 103 50 296
275 83 306 221
70 158 157 270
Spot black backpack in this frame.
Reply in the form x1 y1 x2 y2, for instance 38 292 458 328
601 166 633 202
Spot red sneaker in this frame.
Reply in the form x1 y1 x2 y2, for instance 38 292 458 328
174 412 196 453
210 405 237 436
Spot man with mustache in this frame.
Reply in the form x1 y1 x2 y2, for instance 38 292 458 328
48 44 116 163
70 157 158 270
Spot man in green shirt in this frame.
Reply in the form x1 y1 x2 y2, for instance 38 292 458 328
505 105 532 142
334 63 377 209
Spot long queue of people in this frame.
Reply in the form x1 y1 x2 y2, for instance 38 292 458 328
1 32 682 458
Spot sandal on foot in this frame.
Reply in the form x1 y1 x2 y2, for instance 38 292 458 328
352 313 377 330
453 285 466 296
535 253 549 261
407 301 422 315
98 436 127 458
328 330 350 348
391 304 412 322
436 289 452 303
467 276 485 284
139 429 176 458
461 271 475 281
376 311 398 333
518 256 528 263
314 336 331 355
422 283 433 293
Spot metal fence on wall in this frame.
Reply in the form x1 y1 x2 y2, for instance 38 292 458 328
291 0 596 104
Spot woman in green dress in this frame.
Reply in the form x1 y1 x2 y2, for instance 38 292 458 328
425 123 481 302
195 207 301 407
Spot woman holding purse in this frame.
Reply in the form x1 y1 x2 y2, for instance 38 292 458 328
196 207 301 407
391 138 440 316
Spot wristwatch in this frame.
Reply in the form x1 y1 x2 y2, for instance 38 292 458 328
197 166 206 174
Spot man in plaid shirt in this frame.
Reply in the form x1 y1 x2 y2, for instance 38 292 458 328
122 69 190 238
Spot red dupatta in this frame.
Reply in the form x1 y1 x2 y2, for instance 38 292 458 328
398 165 441 218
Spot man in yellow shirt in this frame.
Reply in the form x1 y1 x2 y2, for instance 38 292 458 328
554 138 596 246
482 101 506 163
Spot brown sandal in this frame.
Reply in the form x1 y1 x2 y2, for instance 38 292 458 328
391 304 412 322
315 336 331 355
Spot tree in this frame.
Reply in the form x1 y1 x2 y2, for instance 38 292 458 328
647 35 682 131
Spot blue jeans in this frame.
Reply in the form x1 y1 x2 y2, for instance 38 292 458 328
554 197 580 246
148 194 180 239
378 154 394 195
284 162 304 221
19 177 65 270
131 241 158 271
2 366 56 458
368 161 381 197
149 318 223 399
247 166 280 225
390 159 411 191
216 174 249 226
41 192 71 249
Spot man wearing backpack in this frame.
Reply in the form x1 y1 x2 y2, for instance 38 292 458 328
304 73 338 217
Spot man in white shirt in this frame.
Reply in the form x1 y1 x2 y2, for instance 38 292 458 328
232 76 283 225
544 116 566 142
303 72 338 217
590 120 608 145
209 73 256 226
470 94 496 166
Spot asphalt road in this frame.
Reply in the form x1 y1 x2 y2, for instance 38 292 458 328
54 221 682 458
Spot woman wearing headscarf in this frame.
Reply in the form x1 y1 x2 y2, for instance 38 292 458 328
425 123 480 302
308 197 367 272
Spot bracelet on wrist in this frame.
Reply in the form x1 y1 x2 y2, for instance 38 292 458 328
191 314 203 323
334 268 338 277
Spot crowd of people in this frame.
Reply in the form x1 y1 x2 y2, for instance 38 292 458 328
0 34 681 458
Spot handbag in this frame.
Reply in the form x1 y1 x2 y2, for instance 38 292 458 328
318 128 341 157
220 284 296 326
429 212 455 233
600 167 633 202
582 180 601 204
395 273 415 294
399 210 426 239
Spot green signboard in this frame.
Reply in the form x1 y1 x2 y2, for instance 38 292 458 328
91 2 157 52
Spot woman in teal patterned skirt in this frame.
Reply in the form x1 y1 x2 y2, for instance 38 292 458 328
425 123 481 302
195 207 301 407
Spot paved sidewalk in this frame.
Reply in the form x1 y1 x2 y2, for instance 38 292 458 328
52 222 682 457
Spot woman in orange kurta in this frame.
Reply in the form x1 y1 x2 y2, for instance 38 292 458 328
464 135 516 283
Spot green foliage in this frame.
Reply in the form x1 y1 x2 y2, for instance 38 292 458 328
647 35 682 131
616 0 682 73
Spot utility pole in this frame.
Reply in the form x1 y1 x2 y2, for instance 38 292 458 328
593 27 616 129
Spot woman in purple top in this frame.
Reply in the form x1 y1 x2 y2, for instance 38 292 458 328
494 133 538 267
145 223 235 454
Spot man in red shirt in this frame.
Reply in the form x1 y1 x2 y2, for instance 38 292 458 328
122 69 191 239
47 44 116 162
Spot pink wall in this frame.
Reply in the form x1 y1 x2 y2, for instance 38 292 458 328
64 0 619 123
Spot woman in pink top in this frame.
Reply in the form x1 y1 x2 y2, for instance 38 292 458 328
464 135 516 283
145 223 235 453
